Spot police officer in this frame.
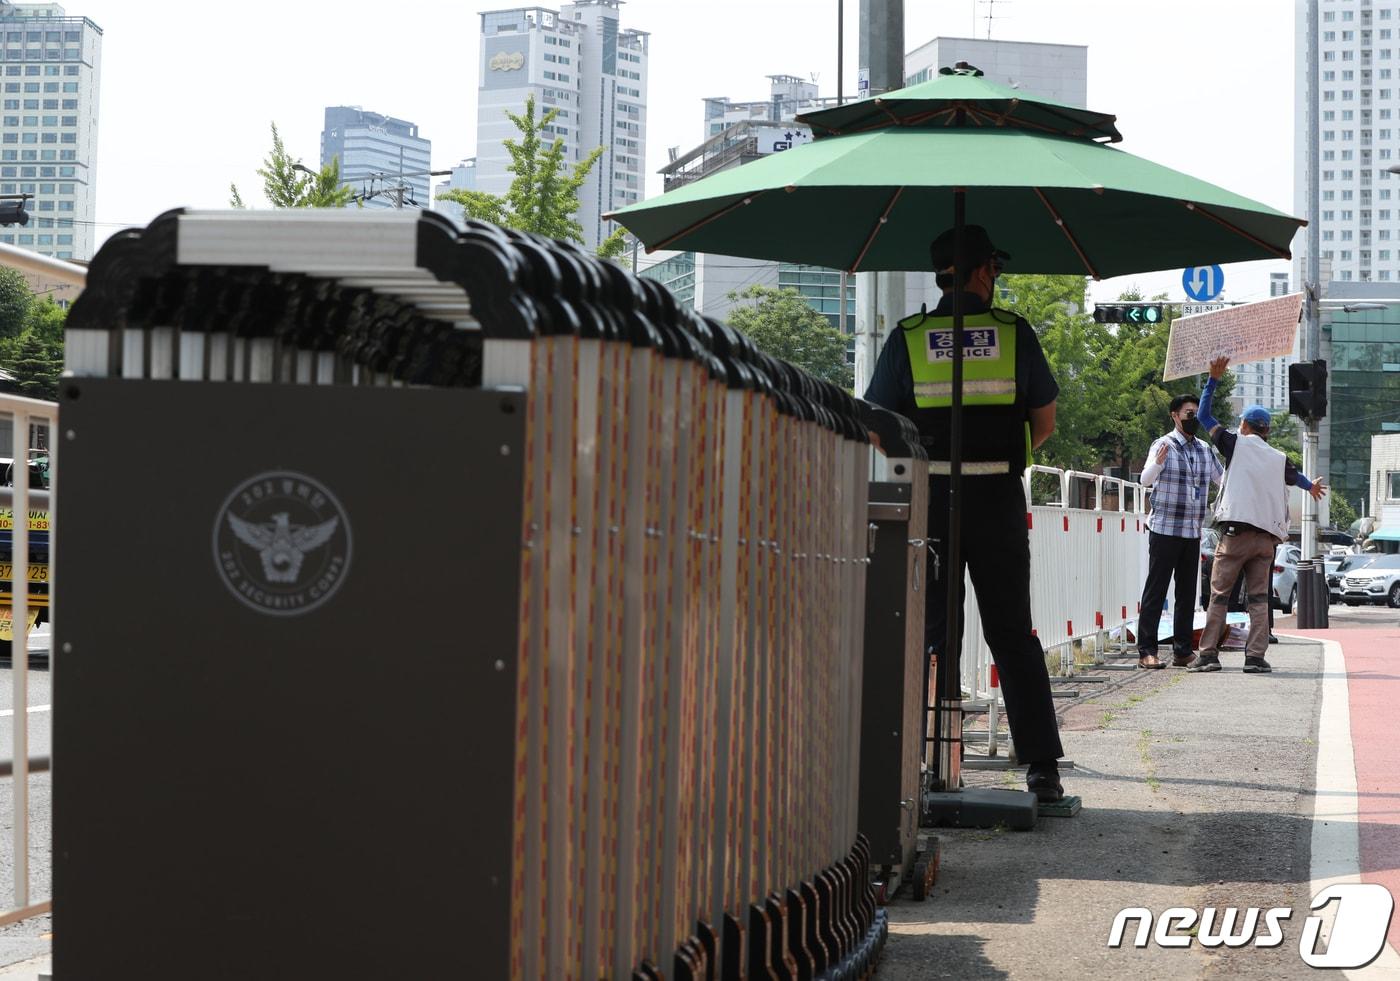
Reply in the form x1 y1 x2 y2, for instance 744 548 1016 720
863 225 1065 802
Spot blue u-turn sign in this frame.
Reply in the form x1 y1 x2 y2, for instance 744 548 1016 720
1182 264 1224 302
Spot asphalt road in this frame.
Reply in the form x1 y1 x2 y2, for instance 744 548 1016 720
1277 601 1400 630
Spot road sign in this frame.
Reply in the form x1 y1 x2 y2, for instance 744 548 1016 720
1182 265 1225 302
1181 301 1227 317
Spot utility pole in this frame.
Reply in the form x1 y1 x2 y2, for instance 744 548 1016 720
838 0 849 360
853 0 905 396
1298 0 1327 628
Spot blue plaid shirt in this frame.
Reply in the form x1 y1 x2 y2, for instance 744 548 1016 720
1142 430 1223 538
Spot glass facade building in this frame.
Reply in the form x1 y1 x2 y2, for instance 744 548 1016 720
321 106 432 210
0 1 100 260
643 251 695 305
1323 304 1400 509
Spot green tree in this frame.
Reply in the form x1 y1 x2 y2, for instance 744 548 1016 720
7 296 63 399
997 277 1240 475
1330 494 1358 531
725 284 853 389
438 96 626 259
231 123 356 209
997 274 1115 471
0 266 31 343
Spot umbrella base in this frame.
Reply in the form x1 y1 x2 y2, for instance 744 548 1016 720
922 787 1038 830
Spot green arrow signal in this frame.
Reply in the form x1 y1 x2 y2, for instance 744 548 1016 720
1127 307 1142 323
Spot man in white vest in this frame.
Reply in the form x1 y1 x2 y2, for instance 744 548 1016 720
1189 356 1327 673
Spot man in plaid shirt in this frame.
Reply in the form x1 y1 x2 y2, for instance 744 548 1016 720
1136 394 1224 668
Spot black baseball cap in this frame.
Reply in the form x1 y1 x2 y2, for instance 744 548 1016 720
930 225 1011 272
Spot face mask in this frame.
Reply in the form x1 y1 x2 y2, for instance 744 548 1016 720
1180 416 1200 436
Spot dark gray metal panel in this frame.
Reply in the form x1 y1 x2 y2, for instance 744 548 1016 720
857 480 922 871
54 380 525 979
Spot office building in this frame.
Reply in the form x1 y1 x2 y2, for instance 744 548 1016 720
904 36 1087 105
0 0 101 261
702 75 831 138
478 1 648 250
321 106 432 210
1311 281 1400 510
1368 433 1400 549
432 157 479 224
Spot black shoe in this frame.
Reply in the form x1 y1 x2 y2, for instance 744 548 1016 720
1026 761 1063 803
1243 656 1273 674
1187 654 1222 673
1269 635 1280 645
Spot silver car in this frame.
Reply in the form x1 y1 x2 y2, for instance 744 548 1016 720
1337 553 1400 608
1271 543 1301 614
1326 554 1368 604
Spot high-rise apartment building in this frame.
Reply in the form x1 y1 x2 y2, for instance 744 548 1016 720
477 1 648 250
1295 0 1400 286
320 106 432 210
0 0 100 261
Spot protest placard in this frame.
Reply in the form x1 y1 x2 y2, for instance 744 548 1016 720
1161 292 1305 381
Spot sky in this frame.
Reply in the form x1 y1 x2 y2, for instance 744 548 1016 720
73 0 1296 305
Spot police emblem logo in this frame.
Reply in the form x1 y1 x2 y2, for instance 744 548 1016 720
212 471 353 616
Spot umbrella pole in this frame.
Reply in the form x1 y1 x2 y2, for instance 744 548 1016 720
938 192 967 795
923 189 1040 829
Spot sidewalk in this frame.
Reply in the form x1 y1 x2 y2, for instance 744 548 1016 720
878 629 1400 980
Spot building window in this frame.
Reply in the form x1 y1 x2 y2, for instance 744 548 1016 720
1390 472 1400 499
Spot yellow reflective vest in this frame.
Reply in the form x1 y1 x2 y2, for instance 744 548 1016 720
899 309 1032 475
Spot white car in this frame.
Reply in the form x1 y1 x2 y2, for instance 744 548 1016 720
1336 554 1400 608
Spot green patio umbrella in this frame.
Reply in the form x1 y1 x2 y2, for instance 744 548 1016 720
607 64 1305 799
608 70 1300 276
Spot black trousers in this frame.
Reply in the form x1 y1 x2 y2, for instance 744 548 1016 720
1137 531 1201 659
925 474 1064 764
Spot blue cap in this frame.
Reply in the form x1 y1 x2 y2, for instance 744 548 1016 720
1242 404 1273 427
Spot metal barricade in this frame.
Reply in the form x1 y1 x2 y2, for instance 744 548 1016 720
961 466 1149 708
54 209 889 981
0 393 56 931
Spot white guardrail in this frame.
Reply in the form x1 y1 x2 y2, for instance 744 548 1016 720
961 465 1150 708
0 242 79 929
0 392 56 930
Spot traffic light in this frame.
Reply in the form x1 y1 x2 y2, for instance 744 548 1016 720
1288 359 1329 421
1093 303 1164 325
0 198 28 227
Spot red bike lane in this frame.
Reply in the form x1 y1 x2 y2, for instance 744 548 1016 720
1301 627 1400 953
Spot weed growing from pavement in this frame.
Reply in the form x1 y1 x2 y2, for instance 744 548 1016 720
1138 729 1161 793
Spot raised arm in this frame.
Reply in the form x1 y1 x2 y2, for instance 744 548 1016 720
1198 355 1229 437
